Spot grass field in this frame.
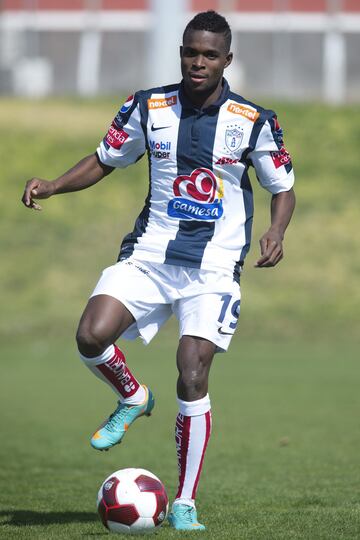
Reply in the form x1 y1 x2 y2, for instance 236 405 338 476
1 337 359 539
0 98 359 538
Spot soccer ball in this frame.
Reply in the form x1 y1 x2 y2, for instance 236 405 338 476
97 468 168 534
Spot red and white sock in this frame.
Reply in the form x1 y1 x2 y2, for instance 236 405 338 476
174 394 212 508
79 344 145 404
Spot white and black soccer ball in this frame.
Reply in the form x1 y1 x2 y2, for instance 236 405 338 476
97 468 168 534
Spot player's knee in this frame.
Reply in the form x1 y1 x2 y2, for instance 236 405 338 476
76 321 111 357
177 337 214 397
178 360 209 394
179 371 206 394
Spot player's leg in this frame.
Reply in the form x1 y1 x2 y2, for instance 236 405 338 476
76 294 147 404
76 294 153 451
168 335 215 531
76 259 174 451
176 335 215 401
169 282 240 530
77 293 134 357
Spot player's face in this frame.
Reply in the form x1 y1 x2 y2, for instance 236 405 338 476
180 30 233 107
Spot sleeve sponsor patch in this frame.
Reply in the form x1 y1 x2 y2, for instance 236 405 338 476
273 117 285 147
120 95 134 114
270 147 292 169
268 115 288 150
105 122 129 149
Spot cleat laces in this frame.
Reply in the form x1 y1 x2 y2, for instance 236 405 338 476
105 402 128 433
175 506 198 525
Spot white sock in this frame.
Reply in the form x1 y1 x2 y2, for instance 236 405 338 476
174 395 212 505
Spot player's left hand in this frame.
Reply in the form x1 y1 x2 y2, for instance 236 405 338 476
255 228 284 267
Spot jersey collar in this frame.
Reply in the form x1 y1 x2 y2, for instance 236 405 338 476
179 78 230 112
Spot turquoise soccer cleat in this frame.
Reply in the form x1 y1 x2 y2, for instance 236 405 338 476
91 385 154 451
168 504 206 531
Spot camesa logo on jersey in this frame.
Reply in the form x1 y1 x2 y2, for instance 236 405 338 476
105 122 129 149
149 139 171 159
167 168 224 221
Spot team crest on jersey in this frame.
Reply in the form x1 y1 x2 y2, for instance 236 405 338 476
167 168 224 221
225 126 243 153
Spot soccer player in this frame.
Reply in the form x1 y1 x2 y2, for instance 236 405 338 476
22 11 295 531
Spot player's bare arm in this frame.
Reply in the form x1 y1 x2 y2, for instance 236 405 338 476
21 153 114 211
255 187 296 268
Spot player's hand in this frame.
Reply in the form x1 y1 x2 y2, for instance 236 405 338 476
21 178 55 210
255 228 284 268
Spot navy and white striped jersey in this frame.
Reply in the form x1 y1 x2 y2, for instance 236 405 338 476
97 79 294 281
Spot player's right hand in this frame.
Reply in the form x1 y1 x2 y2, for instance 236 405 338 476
21 178 55 210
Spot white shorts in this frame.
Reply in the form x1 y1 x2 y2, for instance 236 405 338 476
90 258 241 352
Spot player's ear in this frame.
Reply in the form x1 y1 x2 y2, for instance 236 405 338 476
179 45 183 58
225 52 233 69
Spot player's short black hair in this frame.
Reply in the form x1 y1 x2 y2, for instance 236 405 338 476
183 10 232 53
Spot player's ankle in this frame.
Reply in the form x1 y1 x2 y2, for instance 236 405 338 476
173 497 195 508
121 384 146 405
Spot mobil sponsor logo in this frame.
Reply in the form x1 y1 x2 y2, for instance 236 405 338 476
227 102 260 122
149 139 171 159
147 95 177 109
105 122 129 149
167 167 224 221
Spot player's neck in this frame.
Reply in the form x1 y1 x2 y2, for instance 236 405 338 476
185 81 223 110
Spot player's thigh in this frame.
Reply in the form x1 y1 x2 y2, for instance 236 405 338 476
174 282 241 353
77 294 135 348
78 259 172 349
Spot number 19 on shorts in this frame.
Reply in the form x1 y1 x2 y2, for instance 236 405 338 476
217 294 240 333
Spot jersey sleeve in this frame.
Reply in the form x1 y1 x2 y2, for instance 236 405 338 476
97 93 146 168
248 113 294 194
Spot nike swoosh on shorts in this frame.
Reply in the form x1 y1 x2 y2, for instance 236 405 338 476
218 327 234 335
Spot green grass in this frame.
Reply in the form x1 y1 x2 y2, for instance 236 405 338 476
0 337 359 538
0 98 359 538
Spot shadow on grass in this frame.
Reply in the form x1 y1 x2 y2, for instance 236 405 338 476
0 509 98 527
